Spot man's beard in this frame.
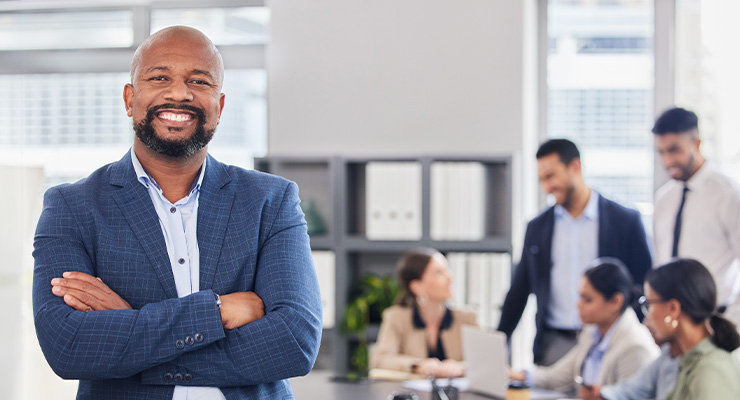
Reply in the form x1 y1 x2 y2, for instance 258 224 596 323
134 103 214 158
559 183 576 209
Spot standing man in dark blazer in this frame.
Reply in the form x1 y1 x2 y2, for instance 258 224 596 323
497 139 651 366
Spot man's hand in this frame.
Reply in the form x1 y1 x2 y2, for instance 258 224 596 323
219 291 265 330
51 271 132 311
580 384 604 400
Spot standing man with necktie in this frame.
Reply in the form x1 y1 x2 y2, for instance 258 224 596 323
652 107 740 328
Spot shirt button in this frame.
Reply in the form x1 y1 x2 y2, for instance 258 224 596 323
184 373 193 383
175 339 185 349
170 206 177 213
185 336 195 345
194 333 204 343
174 373 184 383
178 258 185 265
164 373 173 382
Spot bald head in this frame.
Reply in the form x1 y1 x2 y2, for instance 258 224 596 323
130 26 224 89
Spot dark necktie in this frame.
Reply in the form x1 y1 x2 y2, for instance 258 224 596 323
672 185 689 257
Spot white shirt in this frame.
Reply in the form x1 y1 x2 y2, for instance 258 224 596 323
131 148 227 400
547 191 600 329
654 162 740 326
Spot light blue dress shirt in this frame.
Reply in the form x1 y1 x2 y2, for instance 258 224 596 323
600 344 678 400
546 191 600 329
131 148 227 400
580 314 618 386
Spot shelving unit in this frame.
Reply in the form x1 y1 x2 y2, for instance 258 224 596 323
255 155 512 375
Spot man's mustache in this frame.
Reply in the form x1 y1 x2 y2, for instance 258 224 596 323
145 103 207 124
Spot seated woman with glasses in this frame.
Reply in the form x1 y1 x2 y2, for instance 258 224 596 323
509 258 659 397
584 258 740 400
369 248 478 378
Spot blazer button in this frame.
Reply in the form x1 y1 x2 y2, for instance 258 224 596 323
175 339 185 349
185 336 195 345
174 373 184 383
164 373 173 382
184 373 193 383
194 333 204 343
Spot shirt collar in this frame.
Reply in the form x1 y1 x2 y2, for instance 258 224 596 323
412 306 453 331
589 311 620 354
130 147 206 196
554 190 600 221
679 337 717 370
683 161 712 191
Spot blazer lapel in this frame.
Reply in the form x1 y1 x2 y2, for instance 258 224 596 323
197 155 234 290
109 153 178 299
539 207 556 277
597 195 609 256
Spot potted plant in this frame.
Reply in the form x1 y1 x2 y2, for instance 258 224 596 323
340 273 400 380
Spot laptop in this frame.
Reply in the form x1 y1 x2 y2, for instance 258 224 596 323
462 326 508 398
462 326 564 400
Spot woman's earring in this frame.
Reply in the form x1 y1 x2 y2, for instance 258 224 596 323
664 315 678 329
417 293 428 307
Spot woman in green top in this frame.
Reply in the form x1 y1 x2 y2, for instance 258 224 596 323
641 258 740 400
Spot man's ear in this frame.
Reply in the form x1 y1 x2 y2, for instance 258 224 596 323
567 158 582 174
123 84 134 117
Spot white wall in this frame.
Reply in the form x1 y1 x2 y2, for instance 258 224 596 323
268 0 536 157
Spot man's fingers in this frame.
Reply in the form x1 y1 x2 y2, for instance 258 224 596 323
52 277 107 300
62 293 93 312
62 271 113 292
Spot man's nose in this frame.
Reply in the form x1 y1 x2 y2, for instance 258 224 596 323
164 80 194 102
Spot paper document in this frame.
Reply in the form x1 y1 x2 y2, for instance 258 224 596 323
401 378 470 392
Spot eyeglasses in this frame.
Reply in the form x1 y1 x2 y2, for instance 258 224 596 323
638 295 669 316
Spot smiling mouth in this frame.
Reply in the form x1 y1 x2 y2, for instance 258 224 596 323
157 111 195 123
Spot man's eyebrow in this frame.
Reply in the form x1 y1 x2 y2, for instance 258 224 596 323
142 67 213 79
145 66 170 74
192 69 214 79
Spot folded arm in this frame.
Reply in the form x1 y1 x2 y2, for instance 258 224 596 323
139 180 323 387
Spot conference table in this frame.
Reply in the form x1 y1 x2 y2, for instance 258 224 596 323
290 369 542 400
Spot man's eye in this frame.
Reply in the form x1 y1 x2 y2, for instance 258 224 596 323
149 76 167 81
192 80 211 86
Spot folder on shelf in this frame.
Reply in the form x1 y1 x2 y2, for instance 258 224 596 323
365 162 421 240
430 162 486 241
312 250 336 328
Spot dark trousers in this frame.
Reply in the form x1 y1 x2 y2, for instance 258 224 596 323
537 327 580 366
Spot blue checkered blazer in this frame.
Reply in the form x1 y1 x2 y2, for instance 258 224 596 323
32 152 322 399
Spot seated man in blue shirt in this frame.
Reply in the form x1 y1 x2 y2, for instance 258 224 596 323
32 26 322 400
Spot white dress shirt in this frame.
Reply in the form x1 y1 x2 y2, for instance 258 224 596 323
131 148 227 400
654 162 740 326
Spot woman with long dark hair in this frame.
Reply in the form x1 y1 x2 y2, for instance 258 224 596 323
369 248 478 378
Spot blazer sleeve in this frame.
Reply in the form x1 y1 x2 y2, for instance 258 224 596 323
532 337 582 393
140 180 323 386
32 186 227 380
600 355 663 400
370 308 425 372
498 222 535 337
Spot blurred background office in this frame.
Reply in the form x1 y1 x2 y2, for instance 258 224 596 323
2 0 740 398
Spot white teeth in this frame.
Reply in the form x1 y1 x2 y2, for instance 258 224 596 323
159 112 193 122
